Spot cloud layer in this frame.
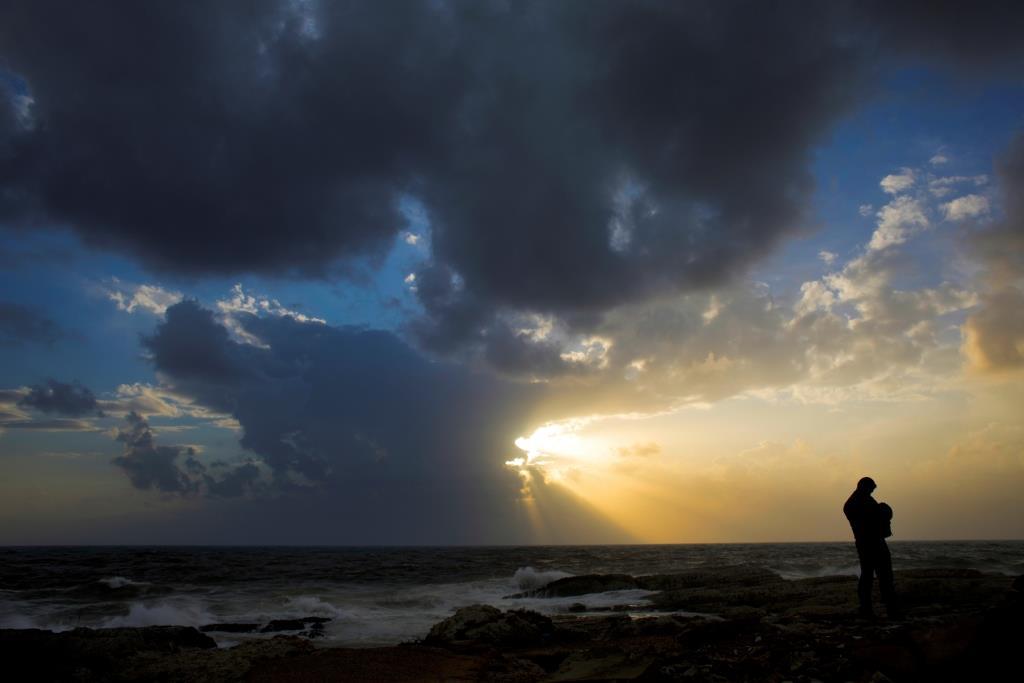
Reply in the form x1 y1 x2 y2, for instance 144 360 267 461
4 2 1022 359
962 134 1024 371
18 379 103 417
129 300 628 541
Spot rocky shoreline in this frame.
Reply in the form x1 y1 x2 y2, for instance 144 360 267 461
2 566 1020 681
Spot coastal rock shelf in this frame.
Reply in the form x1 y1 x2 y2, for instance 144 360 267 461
2 568 1020 681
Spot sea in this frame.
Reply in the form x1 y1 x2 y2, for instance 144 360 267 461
1 542 1022 647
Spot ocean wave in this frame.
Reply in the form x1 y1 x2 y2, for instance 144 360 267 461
770 563 861 580
374 594 443 609
513 566 573 591
100 601 214 629
283 595 349 620
98 576 150 589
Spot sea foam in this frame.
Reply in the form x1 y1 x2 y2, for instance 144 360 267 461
101 601 214 629
513 566 573 591
98 576 149 589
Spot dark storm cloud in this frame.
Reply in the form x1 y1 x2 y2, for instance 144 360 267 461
133 301 629 541
110 410 259 497
18 379 103 417
3 2 1024 359
963 134 1024 371
1 1 435 275
112 411 199 494
142 298 247 382
204 462 261 499
144 301 538 484
982 134 1024 268
861 0 1024 69
0 302 61 346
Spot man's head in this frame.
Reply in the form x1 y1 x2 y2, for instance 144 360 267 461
856 476 877 493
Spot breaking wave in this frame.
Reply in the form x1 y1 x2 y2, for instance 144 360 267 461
100 601 214 629
513 566 573 591
98 576 150 589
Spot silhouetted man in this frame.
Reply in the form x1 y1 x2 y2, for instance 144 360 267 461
843 476 898 618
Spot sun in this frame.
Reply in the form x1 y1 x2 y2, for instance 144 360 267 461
506 419 607 485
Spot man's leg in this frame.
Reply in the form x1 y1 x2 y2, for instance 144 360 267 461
877 541 900 616
855 539 875 615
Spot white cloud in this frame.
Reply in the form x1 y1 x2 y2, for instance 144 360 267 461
858 204 874 217
928 174 988 198
880 168 916 195
105 279 183 315
869 196 929 251
107 383 184 418
941 194 990 221
794 280 835 315
403 232 421 245
560 336 613 369
702 295 723 323
214 284 325 347
216 284 325 324
929 152 949 166
511 154 1000 425
514 313 556 342
103 383 241 430
823 252 887 301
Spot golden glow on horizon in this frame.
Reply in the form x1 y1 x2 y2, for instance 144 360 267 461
506 379 1024 544
508 419 687 542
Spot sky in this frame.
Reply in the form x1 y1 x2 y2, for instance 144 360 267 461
1 1 1022 544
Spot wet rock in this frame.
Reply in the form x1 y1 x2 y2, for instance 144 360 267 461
650 572 862 614
199 622 260 633
260 616 331 633
425 605 554 647
509 574 639 598
636 564 783 592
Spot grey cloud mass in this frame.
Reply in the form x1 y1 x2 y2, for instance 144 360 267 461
18 379 103 417
132 301 628 542
111 410 260 498
136 301 640 542
4 2 1023 360
144 301 539 486
112 412 200 495
963 134 1024 371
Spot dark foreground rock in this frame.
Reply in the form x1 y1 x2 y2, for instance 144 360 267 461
200 623 261 634
0 626 219 681
260 616 331 633
426 604 556 647
1 568 1020 681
